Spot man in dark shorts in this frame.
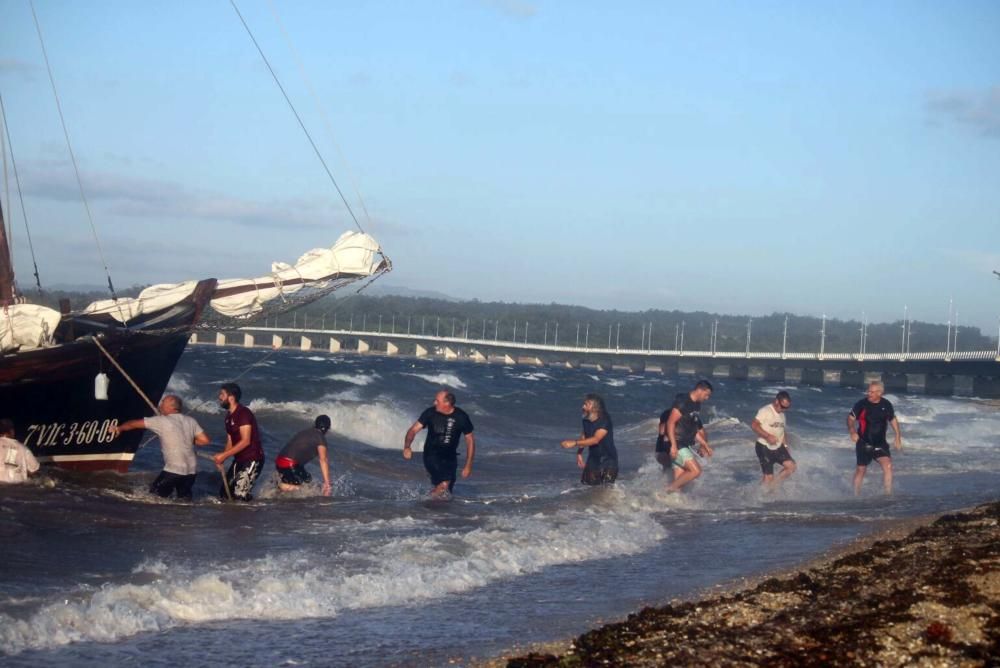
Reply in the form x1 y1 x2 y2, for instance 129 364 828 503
113 395 210 499
847 380 902 495
561 393 618 485
275 415 332 496
751 391 796 488
665 380 714 493
403 390 475 498
212 382 265 501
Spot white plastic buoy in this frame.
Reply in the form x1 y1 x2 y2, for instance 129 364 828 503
94 372 110 400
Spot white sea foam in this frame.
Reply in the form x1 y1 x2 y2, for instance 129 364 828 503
165 373 193 394
401 372 467 389
0 501 665 655
246 396 414 451
325 373 379 386
604 378 627 387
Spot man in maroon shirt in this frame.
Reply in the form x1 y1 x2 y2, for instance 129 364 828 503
212 382 265 501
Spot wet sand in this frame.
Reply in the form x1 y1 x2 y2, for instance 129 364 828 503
499 501 1000 667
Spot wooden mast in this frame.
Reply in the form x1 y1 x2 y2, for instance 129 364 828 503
0 192 16 303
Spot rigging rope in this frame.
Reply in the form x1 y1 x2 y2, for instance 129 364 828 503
0 94 44 296
266 0 374 228
229 0 366 236
29 1 119 305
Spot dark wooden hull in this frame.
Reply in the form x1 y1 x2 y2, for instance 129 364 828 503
0 279 217 472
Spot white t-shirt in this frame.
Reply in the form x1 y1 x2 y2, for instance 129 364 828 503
754 403 786 450
0 436 40 483
144 414 205 475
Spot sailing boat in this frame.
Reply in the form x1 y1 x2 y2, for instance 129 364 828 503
0 216 387 471
0 11 390 472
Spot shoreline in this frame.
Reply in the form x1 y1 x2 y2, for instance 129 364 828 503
491 501 1000 667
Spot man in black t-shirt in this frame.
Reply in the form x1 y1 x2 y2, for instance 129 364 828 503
847 381 902 495
560 393 618 485
665 380 714 493
403 390 476 498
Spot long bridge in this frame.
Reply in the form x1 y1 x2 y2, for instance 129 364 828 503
191 326 1000 398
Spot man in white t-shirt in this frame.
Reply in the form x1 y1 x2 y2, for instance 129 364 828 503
751 391 796 487
0 418 39 484
113 395 211 499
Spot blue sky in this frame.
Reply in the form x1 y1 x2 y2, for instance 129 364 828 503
1 1 998 335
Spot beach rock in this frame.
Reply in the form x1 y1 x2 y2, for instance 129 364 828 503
505 501 1000 667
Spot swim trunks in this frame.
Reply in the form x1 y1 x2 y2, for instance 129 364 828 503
150 471 197 499
581 462 618 486
754 442 794 475
276 456 312 486
423 449 458 492
672 446 695 469
855 440 891 467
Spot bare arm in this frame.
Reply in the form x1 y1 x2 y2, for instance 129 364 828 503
194 431 211 447
560 429 606 449
111 418 147 436
667 408 682 457
214 426 251 466
461 433 475 478
751 419 777 445
403 421 424 459
890 417 902 450
317 445 331 494
695 428 712 457
847 414 858 442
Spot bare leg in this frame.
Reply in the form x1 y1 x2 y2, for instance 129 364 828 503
876 456 893 495
667 461 702 493
760 473 774 486
774 460 797 485
430 481 452 499
853 465 867 496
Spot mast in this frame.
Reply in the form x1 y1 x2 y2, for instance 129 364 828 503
0 192 16 303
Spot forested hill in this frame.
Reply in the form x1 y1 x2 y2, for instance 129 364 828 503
289 293 993 356
34 287 992 356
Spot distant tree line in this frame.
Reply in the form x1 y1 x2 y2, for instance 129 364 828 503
275 293 994 355
34 287 992 355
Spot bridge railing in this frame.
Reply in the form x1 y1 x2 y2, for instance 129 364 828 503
238 326 999 363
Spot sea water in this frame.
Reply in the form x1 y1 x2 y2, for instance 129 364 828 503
1 346 999 666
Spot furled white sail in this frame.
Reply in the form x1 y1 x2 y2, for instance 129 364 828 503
208 231 383 318
0 304 61 352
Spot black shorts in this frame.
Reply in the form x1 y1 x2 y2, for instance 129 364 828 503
582 462 618 486
423 449 457 491
277 464 312 486
856 440 891 467
755 443 794 475
150 471 197 499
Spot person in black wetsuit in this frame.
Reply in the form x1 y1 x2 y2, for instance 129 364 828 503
847 381 902 495
560 393 618 485
403 390 475 498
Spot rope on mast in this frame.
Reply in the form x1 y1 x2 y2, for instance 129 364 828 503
229 0 366 236
29 0 120 304
266 0 374 229
0 93 44 295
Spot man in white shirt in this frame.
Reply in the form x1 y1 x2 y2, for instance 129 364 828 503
113 395 211 499
751 391 796 488
0 418 39 484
